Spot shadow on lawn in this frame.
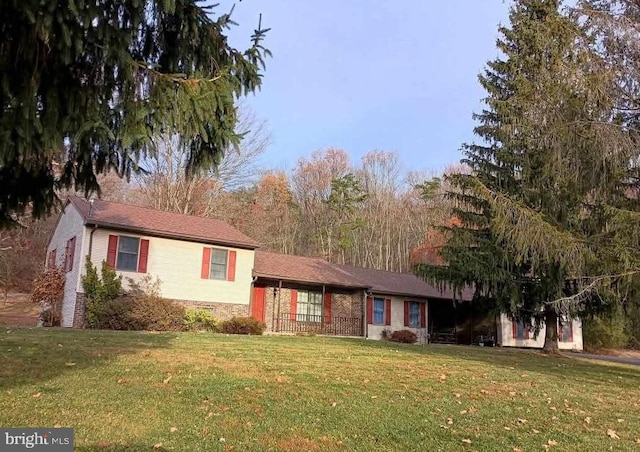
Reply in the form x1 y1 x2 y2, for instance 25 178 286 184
339 338 640 386
0 327 177 390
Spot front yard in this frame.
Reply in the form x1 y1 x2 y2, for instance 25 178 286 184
1 328 639 451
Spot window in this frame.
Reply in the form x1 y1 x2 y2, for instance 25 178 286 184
209 248 228 280
107 235 149 273
117 236 140 271
367 297 390 325
201 247 236 281
558 318 573 342
512 320 530 340
64 237 76 272
296 291 323 322
373 297 385 325
408 302 420 327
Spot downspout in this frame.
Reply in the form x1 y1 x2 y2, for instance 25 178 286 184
249 275 257 319
87 225 98 261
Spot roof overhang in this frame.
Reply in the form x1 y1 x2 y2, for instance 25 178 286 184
85 221 259 250
253 273 370 290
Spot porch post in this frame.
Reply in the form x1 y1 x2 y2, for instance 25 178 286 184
321 284 326 333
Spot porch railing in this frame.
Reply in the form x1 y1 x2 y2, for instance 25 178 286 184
273 314 363 337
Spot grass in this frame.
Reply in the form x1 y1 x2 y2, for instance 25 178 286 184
1 328 639 451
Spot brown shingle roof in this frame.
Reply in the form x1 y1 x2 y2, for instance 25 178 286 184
336 263 473 301
68 196 259 249
253 251 369 289
254 250 473 301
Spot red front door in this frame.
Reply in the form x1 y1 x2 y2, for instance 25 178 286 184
251 287 266 322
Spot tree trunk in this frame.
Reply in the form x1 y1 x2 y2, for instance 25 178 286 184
543 306 559 353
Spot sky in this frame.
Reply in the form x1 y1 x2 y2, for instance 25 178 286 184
219 0 511 174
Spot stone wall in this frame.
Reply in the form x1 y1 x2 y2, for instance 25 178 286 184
72 292 86 328
176 300 249 321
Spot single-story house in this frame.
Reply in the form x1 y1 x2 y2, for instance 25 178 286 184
46 196 583 350
252 251 463 342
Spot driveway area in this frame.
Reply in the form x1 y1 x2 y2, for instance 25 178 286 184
564 351 640 367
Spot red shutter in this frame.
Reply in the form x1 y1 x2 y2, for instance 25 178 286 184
138 239 149 273
68 236 76 271
290 289 298 321
63 241 68 271
201 247 211 279
324 292 332 324
227 250 237 281
107 235 118 269
385 298 391 326
524 325 530 339
420 303 426 328
366 296 373 324
512 320 517 339
403 301 409 327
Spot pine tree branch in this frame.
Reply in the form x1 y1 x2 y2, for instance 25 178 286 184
133 61 224 84
547 270 640 312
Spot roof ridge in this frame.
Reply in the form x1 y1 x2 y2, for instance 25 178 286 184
87 196 232 224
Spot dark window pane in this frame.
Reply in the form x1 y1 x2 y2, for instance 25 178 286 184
209 248 228 280
373 298 385 324
117 236 139 271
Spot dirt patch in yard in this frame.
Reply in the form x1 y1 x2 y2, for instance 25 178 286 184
0 293 39 327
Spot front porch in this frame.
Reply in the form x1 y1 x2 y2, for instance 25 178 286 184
251 282 366 337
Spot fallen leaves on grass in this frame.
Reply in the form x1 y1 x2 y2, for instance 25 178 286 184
462 438 472 444
169 427 177 433
153 443 163 449
163 374 172 384
446 418 454 425
606 429 620 440
584 417 591 424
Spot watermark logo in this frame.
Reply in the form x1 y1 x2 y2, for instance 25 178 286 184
1 428 73 451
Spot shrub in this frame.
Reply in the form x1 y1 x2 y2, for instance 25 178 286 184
83 261 122 328
389 329 418 344
583 313 629 351
380 328 393 340
219 316 266 335
183 309 219 332
32 267 65 327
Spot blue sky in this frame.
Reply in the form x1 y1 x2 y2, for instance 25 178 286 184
221 1 511 174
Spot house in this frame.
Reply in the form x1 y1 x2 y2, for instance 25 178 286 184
46 196 259 327
46 196 583 350
497 314 583 351
251 251 462 341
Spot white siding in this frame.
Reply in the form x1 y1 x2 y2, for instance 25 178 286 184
497 313 583 351
366 295 428 343
85 229 254 305
46 203 86 327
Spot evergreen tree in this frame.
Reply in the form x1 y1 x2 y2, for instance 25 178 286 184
415 0 634 351
0 0 270 226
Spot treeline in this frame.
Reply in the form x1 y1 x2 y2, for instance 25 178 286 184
103 147 450 273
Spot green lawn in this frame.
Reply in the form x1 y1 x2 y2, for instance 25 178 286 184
1 329 639 451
